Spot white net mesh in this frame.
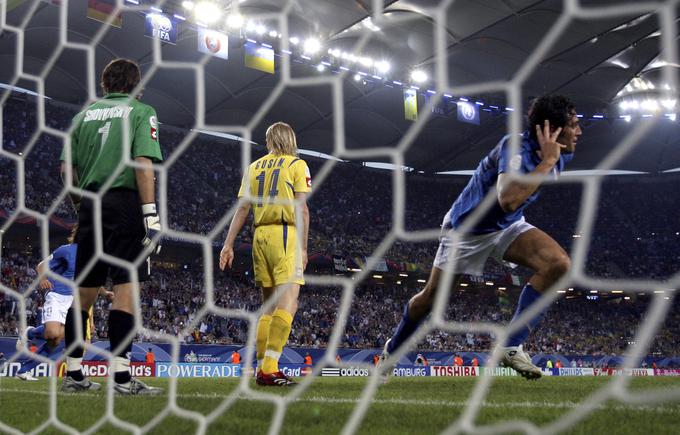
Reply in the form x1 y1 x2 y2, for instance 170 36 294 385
0 0 679 433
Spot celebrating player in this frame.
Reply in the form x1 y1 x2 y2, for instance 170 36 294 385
220 122 311 387
15 226 113 381
381 94 581 380
60 58 163 394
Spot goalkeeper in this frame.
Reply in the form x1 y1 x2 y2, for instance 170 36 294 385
60 58 163 395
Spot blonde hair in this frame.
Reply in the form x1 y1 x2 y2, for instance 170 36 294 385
265 122 298 156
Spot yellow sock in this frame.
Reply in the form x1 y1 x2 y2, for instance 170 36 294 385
256 314 272 370
262 308 293 374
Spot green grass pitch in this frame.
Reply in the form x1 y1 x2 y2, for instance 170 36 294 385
0 376 679 434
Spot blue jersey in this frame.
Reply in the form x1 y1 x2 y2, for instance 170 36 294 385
46 243 77 296
449 131 572 234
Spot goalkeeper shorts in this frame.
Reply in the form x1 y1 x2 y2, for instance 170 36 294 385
75 188 150 287
252 223 305 288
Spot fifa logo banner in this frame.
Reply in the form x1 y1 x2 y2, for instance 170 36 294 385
245 42 275 74
404 89 418 121
197 28 229 60
145 13 177 45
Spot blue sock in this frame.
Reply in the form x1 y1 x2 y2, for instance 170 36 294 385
386 303 426 353
27 325 45 340
507 284 547 347
17 341 65 375
17 341 50 375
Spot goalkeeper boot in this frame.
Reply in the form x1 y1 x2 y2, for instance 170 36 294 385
114 377 163 395
501 345 542 380
61 376 102 392
377 339 392 384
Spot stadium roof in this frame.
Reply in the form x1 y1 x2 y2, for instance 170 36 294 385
2 0 679 173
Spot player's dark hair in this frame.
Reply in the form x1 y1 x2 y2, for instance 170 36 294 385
101 58 141 94
527 94 576 141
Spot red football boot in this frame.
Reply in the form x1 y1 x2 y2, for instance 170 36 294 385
256 370 297 386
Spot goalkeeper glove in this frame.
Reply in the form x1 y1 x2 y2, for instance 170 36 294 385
141 203 162 254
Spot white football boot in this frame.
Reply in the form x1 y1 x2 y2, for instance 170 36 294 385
501 345 542 380
17 372 39 381
377 339 392 384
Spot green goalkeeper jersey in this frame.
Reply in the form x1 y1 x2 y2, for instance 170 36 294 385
62 93 163 191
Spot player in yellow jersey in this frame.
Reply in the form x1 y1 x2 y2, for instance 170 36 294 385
220 122 311 387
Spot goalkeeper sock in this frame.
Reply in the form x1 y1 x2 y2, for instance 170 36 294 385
256 314 273 370
262 308 293 374
64 308 89 380
27 325 45 340
386 303 425 354
108 310 134 384
507 284 546 347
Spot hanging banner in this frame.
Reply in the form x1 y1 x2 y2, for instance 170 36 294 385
457 101 480 125
87 0 122 28
371 257 388 272
245 42 275 74
197 28 229 60
144 12 177 45
404 89 418 121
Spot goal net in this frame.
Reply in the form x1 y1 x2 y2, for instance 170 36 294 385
0 0 678 433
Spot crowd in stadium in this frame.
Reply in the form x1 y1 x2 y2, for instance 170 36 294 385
3 96 679 279
2 251 679 359
2 95 679 360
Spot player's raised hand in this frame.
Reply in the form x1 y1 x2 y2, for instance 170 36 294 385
536 120 565 165
39 278 53 290
219 245 234 271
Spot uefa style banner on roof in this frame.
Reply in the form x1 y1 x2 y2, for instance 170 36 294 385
197 28 229 60
145 13 177 45
457 101 480 125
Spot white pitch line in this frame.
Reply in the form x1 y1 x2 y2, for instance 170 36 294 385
1 388 679 415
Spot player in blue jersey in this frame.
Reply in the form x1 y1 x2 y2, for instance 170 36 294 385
381 94 581 380
15 226 112 381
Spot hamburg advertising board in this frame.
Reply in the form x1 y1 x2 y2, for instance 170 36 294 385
392 366 429 377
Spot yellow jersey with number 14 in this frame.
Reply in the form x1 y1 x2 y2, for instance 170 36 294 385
238 153 311 227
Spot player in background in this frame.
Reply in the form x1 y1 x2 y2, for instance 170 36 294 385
15 226 113 381
381 94 581 380
60 58 163 394
220 122 311 387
